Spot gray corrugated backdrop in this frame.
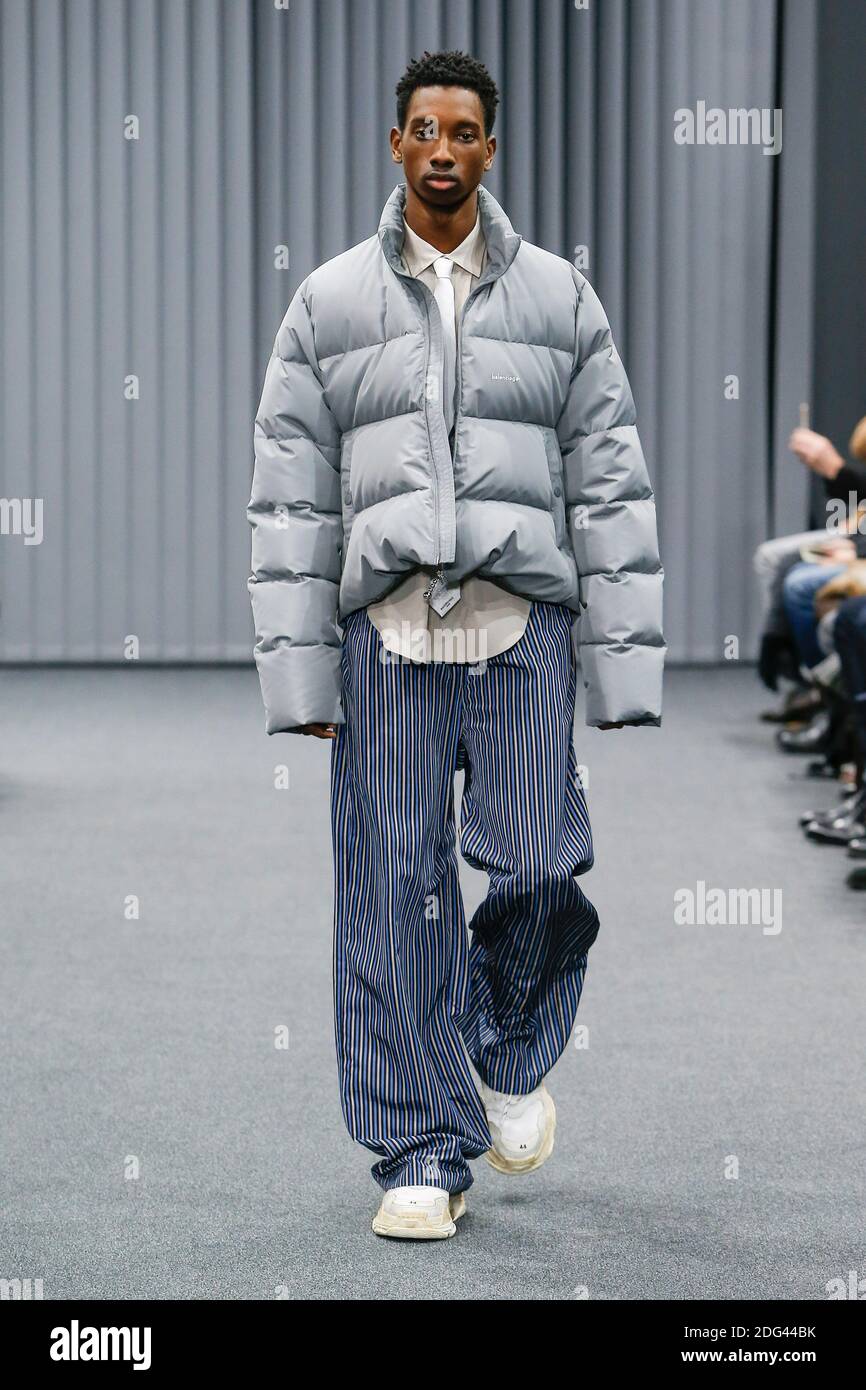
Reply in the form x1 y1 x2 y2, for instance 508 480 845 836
0 0 817 663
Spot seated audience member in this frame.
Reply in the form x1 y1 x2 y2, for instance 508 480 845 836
755 418 866 692
802 593 866 890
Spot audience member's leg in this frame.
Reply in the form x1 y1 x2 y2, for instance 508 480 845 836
833 598 866 769
782 562 847 670
754 531 831 619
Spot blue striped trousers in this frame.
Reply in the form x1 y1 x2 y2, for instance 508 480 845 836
329 599 599 1194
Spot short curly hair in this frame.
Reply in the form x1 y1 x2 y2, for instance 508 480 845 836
395 49 499 138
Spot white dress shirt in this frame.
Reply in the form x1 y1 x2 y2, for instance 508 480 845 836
366 208 531 664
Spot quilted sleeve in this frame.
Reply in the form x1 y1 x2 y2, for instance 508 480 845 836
247 280 344 734
557 271 666 727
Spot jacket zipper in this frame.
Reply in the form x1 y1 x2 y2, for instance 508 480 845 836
422 279 474 591
418 285 443 566
451 280 485 461
401 262 496 575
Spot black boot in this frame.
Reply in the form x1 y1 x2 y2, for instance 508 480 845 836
804 786 866 845
777 707 831 754
799 786 859 827
758 631 800 692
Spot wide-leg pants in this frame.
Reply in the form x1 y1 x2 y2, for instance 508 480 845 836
329 599 600 1194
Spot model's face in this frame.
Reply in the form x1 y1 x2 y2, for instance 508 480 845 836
392 85 494 208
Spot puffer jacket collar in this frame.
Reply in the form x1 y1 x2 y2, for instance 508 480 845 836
377 181 523 287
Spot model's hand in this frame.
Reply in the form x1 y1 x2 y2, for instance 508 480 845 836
300 723 338 739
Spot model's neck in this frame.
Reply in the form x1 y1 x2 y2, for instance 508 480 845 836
403 185 479 254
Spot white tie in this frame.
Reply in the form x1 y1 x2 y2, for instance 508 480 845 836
433 256 456 435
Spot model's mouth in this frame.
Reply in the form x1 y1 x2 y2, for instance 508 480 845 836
425 174 458 189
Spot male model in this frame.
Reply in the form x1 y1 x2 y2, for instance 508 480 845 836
248 50 665 1240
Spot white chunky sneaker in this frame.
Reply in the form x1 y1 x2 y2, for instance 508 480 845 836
479 1079 556 1174
371 1185 467 1240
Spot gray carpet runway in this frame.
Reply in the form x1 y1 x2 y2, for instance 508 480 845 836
1 666 864 1300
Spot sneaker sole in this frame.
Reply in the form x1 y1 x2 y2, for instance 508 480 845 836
372 1191 466 1240
484 1086 557 1175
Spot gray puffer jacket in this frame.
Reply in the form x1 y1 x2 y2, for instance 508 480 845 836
248 182 665 732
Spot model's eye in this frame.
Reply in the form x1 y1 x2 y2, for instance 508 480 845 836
412 129 476 141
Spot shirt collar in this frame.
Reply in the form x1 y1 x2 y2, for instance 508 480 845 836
400 208 487 279
379 183 522 286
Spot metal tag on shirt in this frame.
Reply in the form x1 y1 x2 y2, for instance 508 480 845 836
426 575 462 617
